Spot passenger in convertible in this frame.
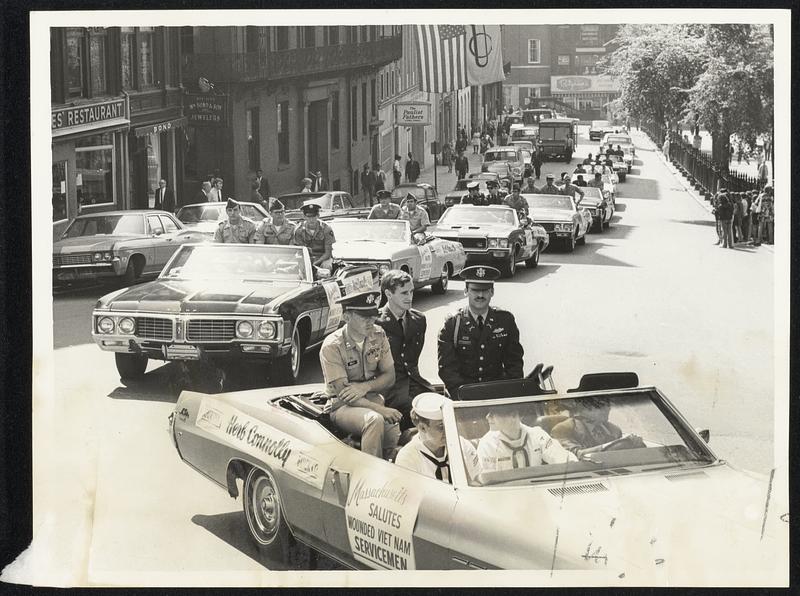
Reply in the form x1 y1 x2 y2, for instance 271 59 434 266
478 403 576 471
395 393 481 483
550 397 645 459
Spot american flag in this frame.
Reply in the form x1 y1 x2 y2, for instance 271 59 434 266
415 25 468 93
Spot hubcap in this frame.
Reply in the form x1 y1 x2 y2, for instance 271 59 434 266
290 329 301 377
440 265 449 289
250 474 280 543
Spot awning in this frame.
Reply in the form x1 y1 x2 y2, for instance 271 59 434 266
134 116 188 137
52 117 130 139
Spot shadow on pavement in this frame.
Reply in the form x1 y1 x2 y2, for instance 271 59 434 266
617 177 660 200
545 228 637 268
191 511 343 570
587 221 636 242
612 203 627 213
673 219 716 227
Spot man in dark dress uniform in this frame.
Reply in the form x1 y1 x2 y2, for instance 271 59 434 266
375 270 433 430
437 265 524 399
551 397 644 459
461 181 490 206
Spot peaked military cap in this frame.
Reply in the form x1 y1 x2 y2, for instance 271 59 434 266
226 198 240 210
337 290 381 315
467 181 480 190
376 189 392 200
300 203 321 216
461 265 501 287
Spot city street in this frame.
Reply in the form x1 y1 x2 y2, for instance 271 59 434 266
23 126 775 583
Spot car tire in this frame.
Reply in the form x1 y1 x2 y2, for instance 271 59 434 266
115 353 148 380
577 231 586 245
594 217 604 233
272 325 302 386
243 467 292 565
122 257 141 285
524 245 539 268
431 263 449 294
565 233 576 253
499 249 517 278
619 173 626 182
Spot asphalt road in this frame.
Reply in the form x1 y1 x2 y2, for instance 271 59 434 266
9 126 776 584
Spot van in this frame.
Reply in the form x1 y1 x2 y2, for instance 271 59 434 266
537 118 578 162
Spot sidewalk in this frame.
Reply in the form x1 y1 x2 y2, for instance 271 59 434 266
412 151 486 193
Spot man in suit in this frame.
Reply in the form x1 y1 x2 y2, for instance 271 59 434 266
193 181 212 204
375 269 433 430
255 168 270 198
437 266 524 399
154 179 175 213
550 397 643 459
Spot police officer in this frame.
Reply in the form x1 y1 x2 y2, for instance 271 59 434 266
486 180 505 205
375 269 432 430
394 392 482 483
368 190 402 219
437 265 524 399
253 199 296 245
537 173 561 195
503 184 529 215
462 181 489 206
214 198 257 243
319 290 401 459
293 203 336 268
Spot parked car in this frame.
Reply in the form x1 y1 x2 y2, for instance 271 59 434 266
482 146 525 184
168 372 787 580
510 126 539 145
574 185 613 232
328 219 466 294
91 243 377 384
389 183 445 221
523 193 592 252
444 179 490 208
176 201 269 237
428 205 549 277
53 210 206 286
278 191 359 222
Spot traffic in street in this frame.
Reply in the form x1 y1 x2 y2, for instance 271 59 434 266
36 124 777 579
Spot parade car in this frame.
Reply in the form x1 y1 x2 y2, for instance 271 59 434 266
427 205 549 277
168 373 787 581
571 169 616 207
598 153 629 181
176 201 270 237
389 183 445 221
53 210 206 286
278 191 360 222
588 120 624 141
328 219 466 294
600 133 636 169
523 193 592 252
91 243 377 384
573 186 613 232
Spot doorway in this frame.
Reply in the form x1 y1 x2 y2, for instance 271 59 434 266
307 99 329 183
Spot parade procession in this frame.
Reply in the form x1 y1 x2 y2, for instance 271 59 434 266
14 11 788 589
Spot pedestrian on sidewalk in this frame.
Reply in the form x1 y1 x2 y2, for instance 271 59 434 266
405 153 420 183
716 193 734 249
300 177 312 193
374 163 387 195
662 136 671 160
472 130 481 154
361 164 376 205
454 150 469 180
393 154 402 188
442 141 453 173
711 182 727 245
732 191 744 243
753 185 774 246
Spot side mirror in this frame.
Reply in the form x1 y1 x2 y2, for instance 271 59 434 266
696 428 710 443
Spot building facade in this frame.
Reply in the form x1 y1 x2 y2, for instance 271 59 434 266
181 26 401 204
51 27 186 238
501 25 553 111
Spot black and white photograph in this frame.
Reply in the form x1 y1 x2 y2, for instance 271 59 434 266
2 7 791 588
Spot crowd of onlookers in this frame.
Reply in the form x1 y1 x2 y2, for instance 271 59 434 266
712 184 774 249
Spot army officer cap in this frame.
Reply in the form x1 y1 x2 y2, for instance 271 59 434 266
300 203 321 216
336 290 382 316
460 265 501 289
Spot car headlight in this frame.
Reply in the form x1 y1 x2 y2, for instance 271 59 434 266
236 320 254 338
257 321 276 339
104 251 113 261
93 252 103 262
97 316 115 334
118 317 135 334
488 238 498 248
498 238 509 248
558 223 573 231
378 263 391 275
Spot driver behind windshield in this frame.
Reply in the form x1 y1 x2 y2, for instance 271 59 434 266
477 404 576 471
550 397 644 459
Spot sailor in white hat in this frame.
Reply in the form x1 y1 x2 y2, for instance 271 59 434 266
394 392 481 483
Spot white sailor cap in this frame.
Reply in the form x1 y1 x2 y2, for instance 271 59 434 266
412 392 451 421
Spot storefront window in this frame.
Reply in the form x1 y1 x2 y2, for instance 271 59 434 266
66 28 84 98
139 27 155 88
144 133 162 208
75 133 114 210
89 30 107 95
53 161 69 223
121 27 135 89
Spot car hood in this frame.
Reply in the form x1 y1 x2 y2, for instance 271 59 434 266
96 278 307 314
454 464 787 582
332 241 409 261
577 197 602 208
528 208 574 222
53 235 142 252
429 223 512 237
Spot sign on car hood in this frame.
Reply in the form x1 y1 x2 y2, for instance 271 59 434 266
100 279 304 314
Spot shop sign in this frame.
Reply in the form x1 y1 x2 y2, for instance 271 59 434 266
184 93 229 127
134 117 188 137
52 97 128 134
550 75 620 94
395 102 432 126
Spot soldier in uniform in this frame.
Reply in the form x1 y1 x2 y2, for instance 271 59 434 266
292 203 336 268
253 200 296 245
503 184 529 216
214 198 257 243
319 291 401 459
486 180 506 205
375 269 433 430
437 265 524 399
395 392 482 483
537 173 561 195
399 194 430 234
368 190 402 219
588 172 605 190
461 181 489 206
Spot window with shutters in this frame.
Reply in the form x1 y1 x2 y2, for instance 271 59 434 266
527 39 541 64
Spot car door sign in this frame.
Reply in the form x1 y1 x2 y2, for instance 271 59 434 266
524 229 533 246
344 467 424 570
417 244 433 280
323 271 374 333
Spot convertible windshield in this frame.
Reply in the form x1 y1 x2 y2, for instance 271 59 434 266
330 220 410 243
439 207 515 226
450 390 715 487
177 204 225 224
526 195 574 210
161 244 310 282
64 214 144 237
391 187 426 202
